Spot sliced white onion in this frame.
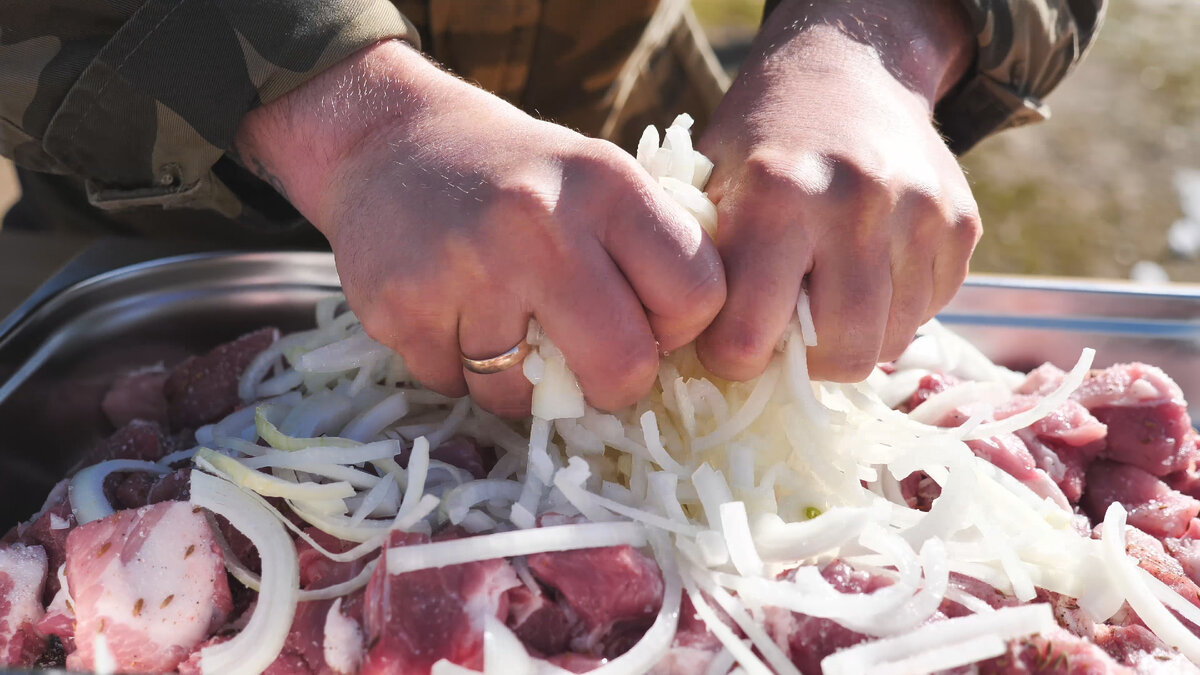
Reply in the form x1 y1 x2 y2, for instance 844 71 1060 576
341 392 410 442
484 614 534 675
350 476 399 526
191 471 298 675
158 446 200 467
392 493 441 532
425 397 470 450
69 460 169 525
1100 503 1200 662
680 571 772 675
195 449 354 501
963 348 1094 440
586 531 683 675
795 291 818 347
820 603 1056 675
237 329 301 402
315 294 347 328
692 360 781 453
280 390 355 438
531 348 585 420
385 522 647 575
242 440 399 470
640 411 687 475
870 635 1006 675
554 461 697 536
720 502 764 577
256 407 359 451
695 575 800 675
442 480 525 524
297 331 391 373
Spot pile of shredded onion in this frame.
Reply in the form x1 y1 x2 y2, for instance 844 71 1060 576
172 115 1200 674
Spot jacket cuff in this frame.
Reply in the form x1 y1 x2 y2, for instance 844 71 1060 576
935 72 1049 155
939 0 1104 153
42 0 416 222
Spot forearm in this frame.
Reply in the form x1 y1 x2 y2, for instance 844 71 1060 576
230 39 435 226
757 0 974 109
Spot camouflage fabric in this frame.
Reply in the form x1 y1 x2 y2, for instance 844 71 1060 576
0 0 418 227
937 0 1106 153
761 0 1106 153
1 0 1102 236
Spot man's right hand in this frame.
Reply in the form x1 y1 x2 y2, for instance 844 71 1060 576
232 40 726 417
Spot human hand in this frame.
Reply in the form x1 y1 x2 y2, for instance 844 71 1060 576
232 41 725 416
696 0 982 382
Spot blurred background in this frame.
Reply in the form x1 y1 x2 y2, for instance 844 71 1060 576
2 0 1196 283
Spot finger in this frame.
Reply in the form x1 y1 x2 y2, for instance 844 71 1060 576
362 299 467 398
879 255 934 363
350 266 465 393
696 197 812 382
600 183 726 353
532 242 660 412
878 195 940 362
459 298 534 419
806 237 892 382
929 204 982 316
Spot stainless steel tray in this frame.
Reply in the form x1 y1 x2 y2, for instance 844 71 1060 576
0 252 340 527
0 251 1198 531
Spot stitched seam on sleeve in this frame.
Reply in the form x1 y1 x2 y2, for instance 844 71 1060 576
63 0 189 148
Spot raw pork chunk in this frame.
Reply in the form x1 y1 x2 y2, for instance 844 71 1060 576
65 502 231 674
164 327 278 430
1084 461 1200 539
102 365 170 429
0 544 47 666
527 544 664 657
360 531 518 674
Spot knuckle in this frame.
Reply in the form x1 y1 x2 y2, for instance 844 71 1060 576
588 341 659 410
674 268 727 323
614 340 660 390
700 318 775 381
570 139 642 183
955 208 984 247
490 181 558 223
903 188 944 222
827 156 893 206
740 152 810 200
880 322 920 363
358 285 409 347
816 350 879 383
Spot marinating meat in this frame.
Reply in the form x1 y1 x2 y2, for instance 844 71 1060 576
0 544 47 667
164 327 279 430
5 308 1200 675
65 502 232 674
360 531 518 675
526 545 664 656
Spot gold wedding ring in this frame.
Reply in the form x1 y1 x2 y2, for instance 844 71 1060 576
461 341 533 374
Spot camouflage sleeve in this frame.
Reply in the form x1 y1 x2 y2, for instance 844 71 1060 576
936 0 1106 154
0 0 417 223
761 0 1106 154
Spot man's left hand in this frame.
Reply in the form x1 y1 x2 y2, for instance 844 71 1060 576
696 0 982 382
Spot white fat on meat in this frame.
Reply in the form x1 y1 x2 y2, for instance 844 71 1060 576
0 543 48 664
323 598 363 674
65 501 232 674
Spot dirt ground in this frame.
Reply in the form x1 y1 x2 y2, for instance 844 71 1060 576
4 0 1197 285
